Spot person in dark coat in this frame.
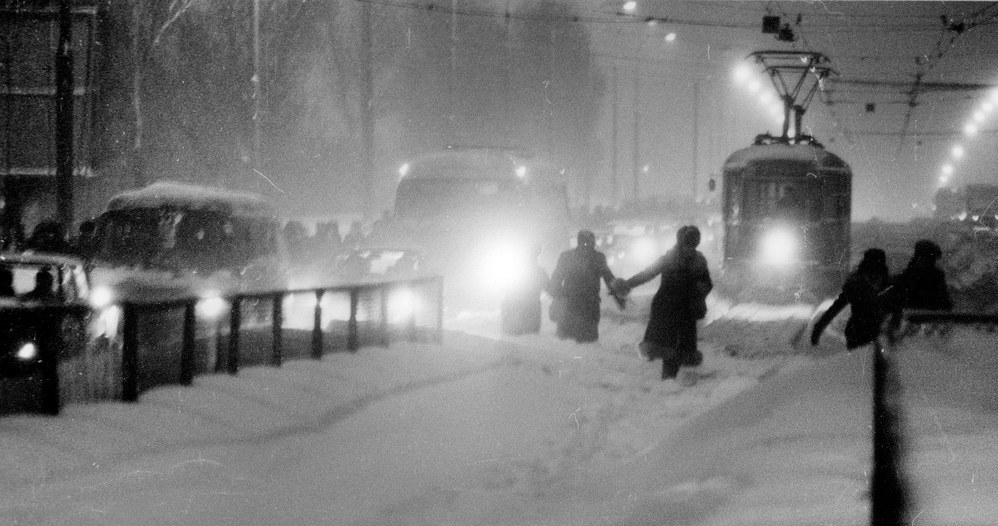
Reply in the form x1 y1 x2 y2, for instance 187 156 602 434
811 248 890 350
501 244 549 336
548 230 619 343
617 225 713 380
887 239 952 311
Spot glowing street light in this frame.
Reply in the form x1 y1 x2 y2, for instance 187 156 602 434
974 111 986 123
622 1 637 14
965 123 979 137
952 145 965 159
664 32 676 42
941 164 954 176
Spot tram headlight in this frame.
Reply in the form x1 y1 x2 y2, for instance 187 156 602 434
759 227 798 266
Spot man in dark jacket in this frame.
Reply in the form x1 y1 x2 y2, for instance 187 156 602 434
888 239 952 311
618 225 713 380
548 230 619 343
811 248 890 350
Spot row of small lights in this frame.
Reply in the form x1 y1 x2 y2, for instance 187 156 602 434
938 88 998 187
732 64 786 131
621 1 677 42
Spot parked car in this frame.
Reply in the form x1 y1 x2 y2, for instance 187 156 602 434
0 252 96 379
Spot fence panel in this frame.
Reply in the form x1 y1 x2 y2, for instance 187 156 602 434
1 276 443 417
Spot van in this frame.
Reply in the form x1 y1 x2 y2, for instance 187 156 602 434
88 181 289 302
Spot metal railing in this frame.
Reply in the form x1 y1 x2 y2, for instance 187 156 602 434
2 276 443 415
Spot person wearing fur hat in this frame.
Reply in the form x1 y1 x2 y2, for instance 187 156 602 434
888 239 952 312
811 247 891 350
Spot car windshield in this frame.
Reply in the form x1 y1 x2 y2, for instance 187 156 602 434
0 261 85 302
92 208 279 273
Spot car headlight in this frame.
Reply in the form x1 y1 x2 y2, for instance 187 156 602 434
89 285 114 309
196 291 228 320
16 342 38 361
480 242 529 294
759 227 798 266
630 237 658 266
388 287 419 322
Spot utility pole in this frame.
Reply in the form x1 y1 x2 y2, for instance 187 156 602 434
631 58 641 201
611 62 619 207
55 0 74 234
692 79 699 202
360 0 374 219
252 0 263 194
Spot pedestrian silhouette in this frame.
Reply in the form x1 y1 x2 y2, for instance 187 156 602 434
548 230 620 343
501 244 549 336
811 248 890 350
886 239 952 311
617 225 713 380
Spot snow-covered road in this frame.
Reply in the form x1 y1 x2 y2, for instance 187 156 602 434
2 295 996 525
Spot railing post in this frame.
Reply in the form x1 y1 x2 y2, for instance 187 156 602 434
214 317 225 373
228 297 241 375
312 290 324 359
870 337 910 525
272 293 283 367
121 303 139 402
348 288 359 352
180 302 196 385
39 307 60 415
380 286 389 347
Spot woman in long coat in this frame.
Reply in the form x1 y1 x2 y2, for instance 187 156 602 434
620 226 712 379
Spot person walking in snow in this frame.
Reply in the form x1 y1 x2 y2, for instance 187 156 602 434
811 248 890 350
886 239 952 312
548 230 620 343
501 244 549 336
616 225 713 380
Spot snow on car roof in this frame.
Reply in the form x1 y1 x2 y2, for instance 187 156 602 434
722 143 850 171
0 251 86 267
105 181 277 218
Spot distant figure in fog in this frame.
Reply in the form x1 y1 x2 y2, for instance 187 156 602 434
70 219 96 259
811 248 890 350
343 221 366 249
548 230 619 343
616 225 713 380
27 219 69 254
501 244 549 336
886 239 952 311
22 268 56 301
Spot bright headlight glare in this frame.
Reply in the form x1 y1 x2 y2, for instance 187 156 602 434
760 228 798 266
481 242 529 292
16 342 38 361
196 293 227 319
389 288 419 321
90 286 113 309
631 237 658 266
97 305 122 338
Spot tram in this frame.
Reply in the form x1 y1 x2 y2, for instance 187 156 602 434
717 51 852 301
719 134 851 300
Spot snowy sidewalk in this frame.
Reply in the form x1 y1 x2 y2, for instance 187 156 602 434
0 331 519 492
